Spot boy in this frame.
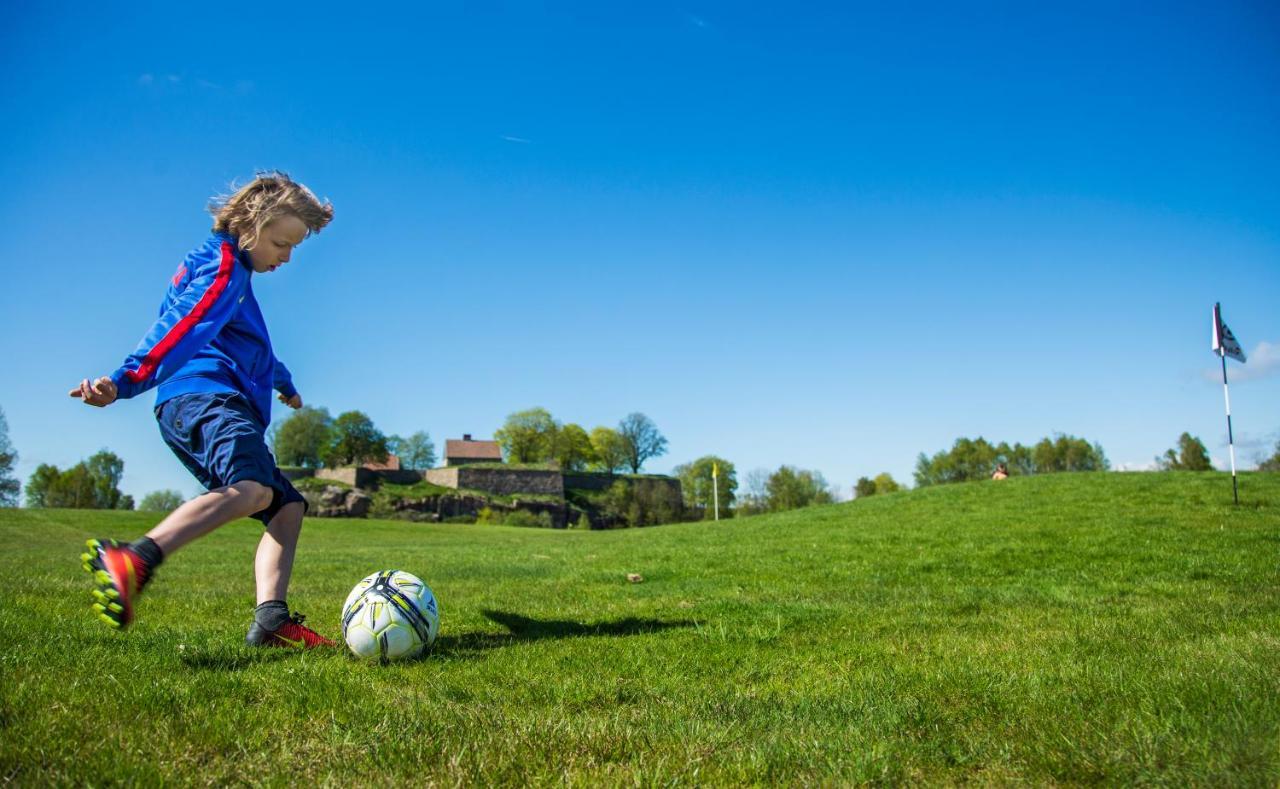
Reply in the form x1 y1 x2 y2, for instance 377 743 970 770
72 172 335 648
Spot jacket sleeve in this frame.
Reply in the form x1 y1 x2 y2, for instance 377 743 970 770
273 356 298 398
109 241 250 400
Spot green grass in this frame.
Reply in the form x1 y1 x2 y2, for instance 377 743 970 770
2 472 1278 785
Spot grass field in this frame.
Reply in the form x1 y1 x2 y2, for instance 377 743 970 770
2 472 1278 785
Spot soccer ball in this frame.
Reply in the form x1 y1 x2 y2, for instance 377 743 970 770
341 570 439 661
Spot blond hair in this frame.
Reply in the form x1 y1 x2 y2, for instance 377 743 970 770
209 171 334 250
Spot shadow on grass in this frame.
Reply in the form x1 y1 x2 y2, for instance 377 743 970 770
430 610 696 659
178 611 696 667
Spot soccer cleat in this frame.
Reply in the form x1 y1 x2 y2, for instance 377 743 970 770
80 539 152 629
245 612 336 649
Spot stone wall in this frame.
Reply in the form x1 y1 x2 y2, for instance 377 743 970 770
458 467 564 497
423 467 459 489
426 466 563 496
317 468 423 487
562 471 622 491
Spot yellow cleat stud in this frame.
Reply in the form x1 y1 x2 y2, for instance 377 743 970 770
107 603 122 614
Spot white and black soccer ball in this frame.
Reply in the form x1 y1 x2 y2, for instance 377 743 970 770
341 570 439 661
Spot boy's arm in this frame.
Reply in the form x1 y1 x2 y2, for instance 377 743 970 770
273 356 303 409
72 241 250 406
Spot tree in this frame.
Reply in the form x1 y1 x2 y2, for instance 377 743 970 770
765 465 834 512
0 406 18 507
1156 433 1212 471
1031 434 1109 473
854 476 877 498
85 450 128 510
673 456 737 518
736 468 771 516
389 431 436 470
551 423 594 471
602 479 685 527
915 434 1108 486
25 464 60 508
873 472 901 494
617 412 667 474
589 427 629 474
270 406 333 468
24 450 134 509
139 489 183 512
495 408 558 464
324 411 388 467
1258 441 1280 472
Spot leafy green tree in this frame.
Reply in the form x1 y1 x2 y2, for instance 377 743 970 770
915 437 1001 486
324 411 388 467
0 406 18 507
873 472 901 494
551 423 594 471
765 465 834 512
854 476 877 498
24 464 61 508
24 450 133 509
86 450 128 510
915 434 1107 486
388 430 436 470
1031 434 1109 473
1258 440 1280 472
270 406 333 468
602 479 685 527
589 427 629 474
1156 433 1212 471
139 489 183 512
673 456 737 518
495 407 558 463
618 412 667 474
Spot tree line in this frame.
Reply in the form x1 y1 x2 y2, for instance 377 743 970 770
493 408 668 473
913 433 1110 486
269 407 435 471
5 395 1280 514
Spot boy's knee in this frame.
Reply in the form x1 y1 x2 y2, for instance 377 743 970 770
229 480 275 512
273 501 305 528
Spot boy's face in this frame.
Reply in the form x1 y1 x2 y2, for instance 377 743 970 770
247 215 309 274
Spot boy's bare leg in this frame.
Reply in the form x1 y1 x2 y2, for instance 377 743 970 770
255 501 305 604
146 481 275 556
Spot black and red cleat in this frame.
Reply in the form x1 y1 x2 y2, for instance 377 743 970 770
80 539 152 629
245 612 336 649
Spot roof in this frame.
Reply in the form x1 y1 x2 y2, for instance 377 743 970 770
444 439 503 460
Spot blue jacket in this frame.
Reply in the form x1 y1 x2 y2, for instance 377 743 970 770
109 233 297 426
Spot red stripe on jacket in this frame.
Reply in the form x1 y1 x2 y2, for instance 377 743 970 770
124 242 237 384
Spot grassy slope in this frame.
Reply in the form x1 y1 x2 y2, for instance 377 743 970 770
1 472 1277 785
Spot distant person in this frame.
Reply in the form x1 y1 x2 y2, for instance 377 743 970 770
992 462 1009 481
71 172 336 648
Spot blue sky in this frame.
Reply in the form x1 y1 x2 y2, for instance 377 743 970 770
2 2 1277 501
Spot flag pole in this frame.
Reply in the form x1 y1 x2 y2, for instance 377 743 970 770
712 462 720 521
1220 347 1239 506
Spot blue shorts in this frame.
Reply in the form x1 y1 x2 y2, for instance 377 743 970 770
155 392 306 526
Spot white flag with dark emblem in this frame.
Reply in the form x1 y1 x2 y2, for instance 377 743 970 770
1212 303 1246 363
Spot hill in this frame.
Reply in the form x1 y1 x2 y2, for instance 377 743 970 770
1 472 1277 784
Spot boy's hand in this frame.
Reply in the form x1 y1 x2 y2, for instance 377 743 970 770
278 392 303 409
69 377 118 407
